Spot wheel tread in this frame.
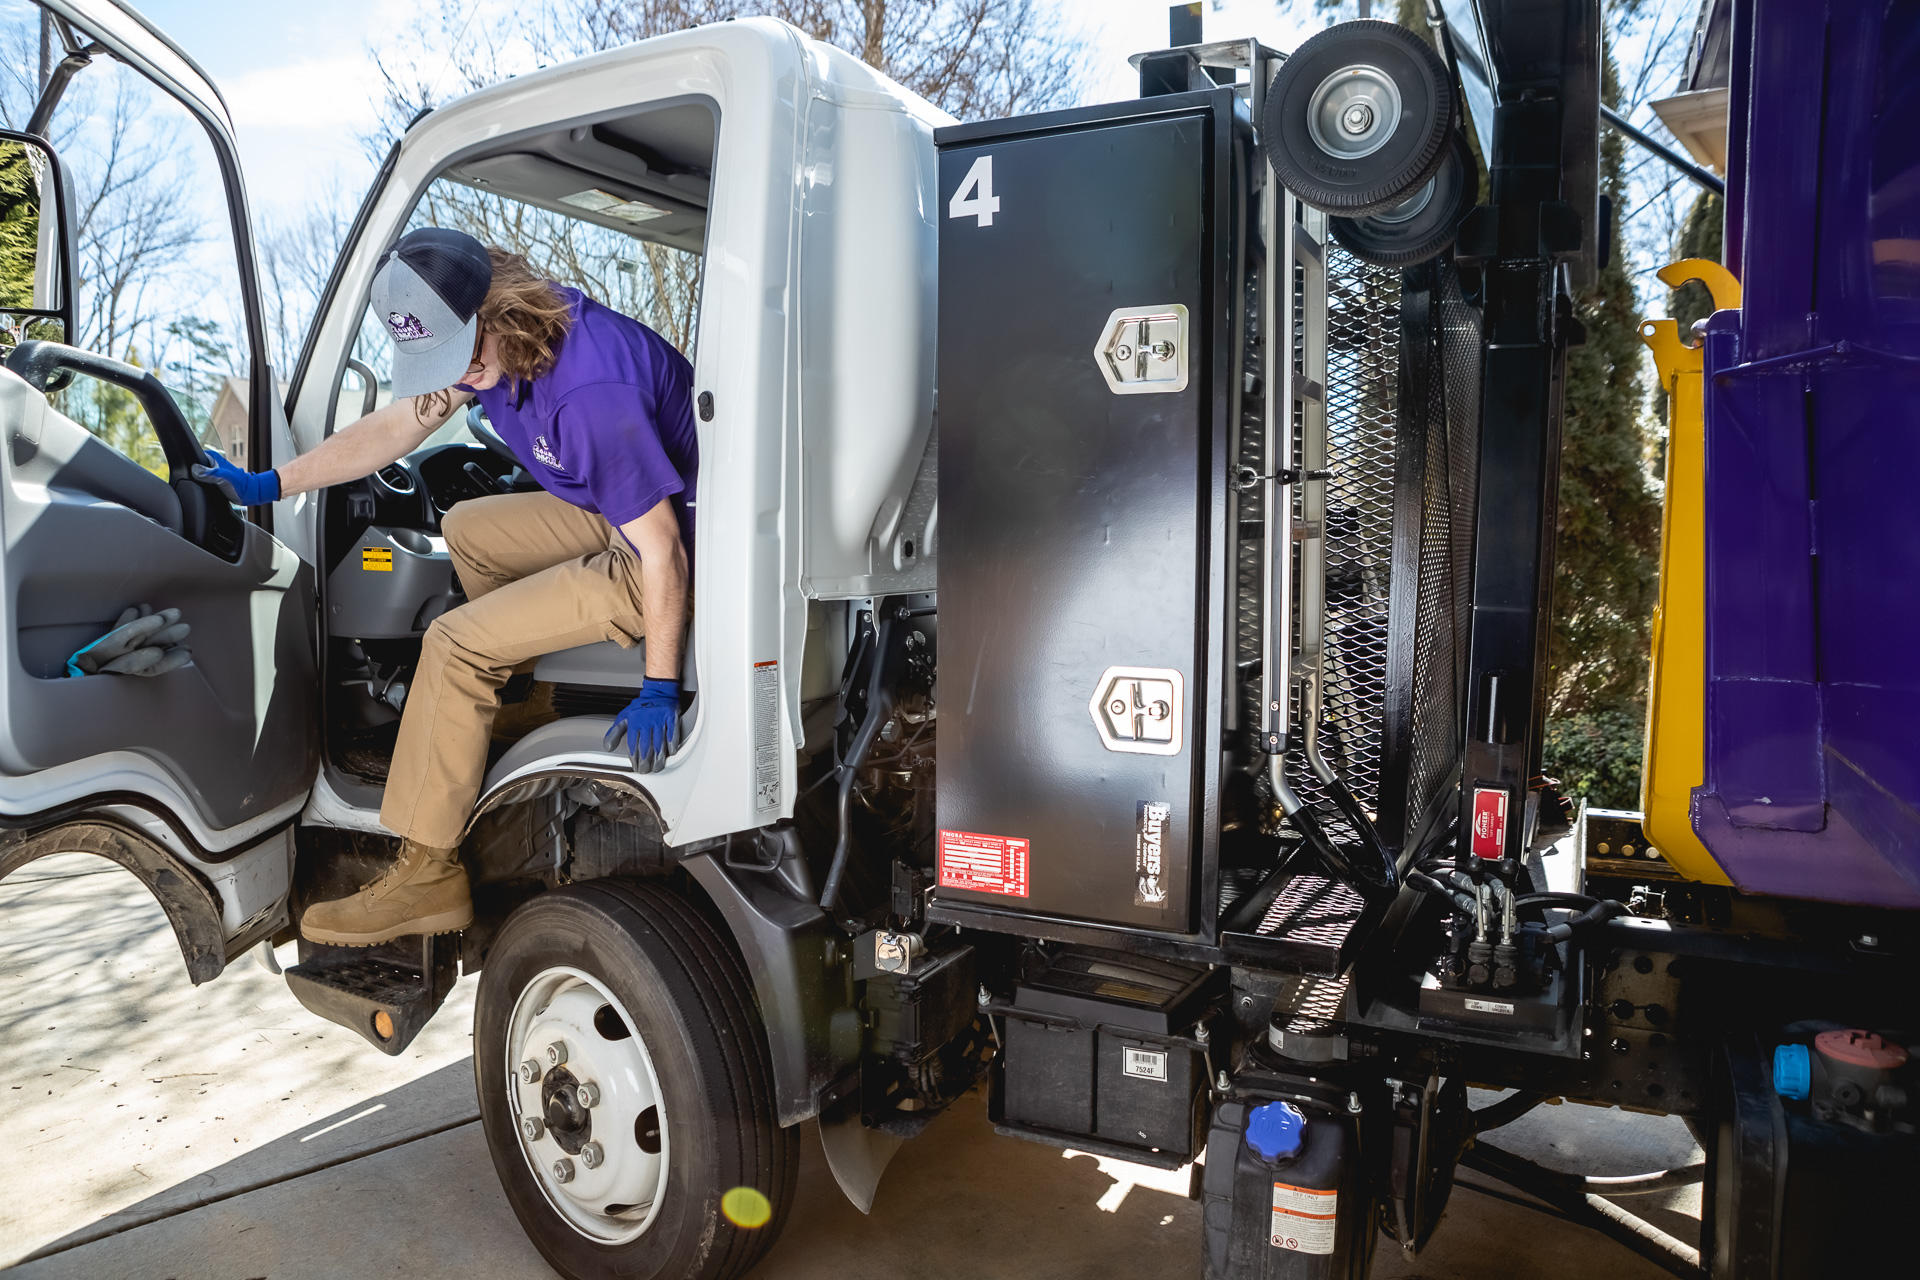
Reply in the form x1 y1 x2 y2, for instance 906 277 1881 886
476 878 799 1280
1264 19 1456 217
578 879 798 1278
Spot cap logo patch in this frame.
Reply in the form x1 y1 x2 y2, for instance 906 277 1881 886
387 311 434 341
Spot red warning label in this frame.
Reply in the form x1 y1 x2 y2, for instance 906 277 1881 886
938 829 1030 898
1471 787 1509 859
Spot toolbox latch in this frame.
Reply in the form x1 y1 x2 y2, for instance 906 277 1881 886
1090 665 1185 755
1094 304 1190 394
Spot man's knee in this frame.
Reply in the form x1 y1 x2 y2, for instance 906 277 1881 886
420 609 478 666
421 606 510 679
441 499 484 561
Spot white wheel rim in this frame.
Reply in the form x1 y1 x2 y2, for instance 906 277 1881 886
1307 63 1404 162
506 965 670 1244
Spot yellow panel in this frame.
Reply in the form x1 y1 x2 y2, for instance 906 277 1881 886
1635 259 1739 885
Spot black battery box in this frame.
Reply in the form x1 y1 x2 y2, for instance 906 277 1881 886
995 947 1221 1164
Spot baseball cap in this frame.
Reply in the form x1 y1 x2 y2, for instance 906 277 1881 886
369 227 493 398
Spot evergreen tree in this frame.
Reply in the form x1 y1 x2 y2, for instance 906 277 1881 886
1668 190 1725 331
1541 51 1661 804
0 140 41 312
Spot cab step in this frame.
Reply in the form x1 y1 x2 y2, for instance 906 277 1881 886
284 934 459 1056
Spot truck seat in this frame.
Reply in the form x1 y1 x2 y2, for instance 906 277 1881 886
532 639 698 692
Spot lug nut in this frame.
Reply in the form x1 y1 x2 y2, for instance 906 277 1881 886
521 1116 545 1141
576 1082 601 1109
546 1040 569 1067
579 1141 604 1170
517 1059 543 1084
552 1157 575 1183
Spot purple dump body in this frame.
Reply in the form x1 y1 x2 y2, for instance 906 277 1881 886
1699 0 1920 906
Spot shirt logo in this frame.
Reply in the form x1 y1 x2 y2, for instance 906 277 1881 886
387 311 433 341
532 435 565 471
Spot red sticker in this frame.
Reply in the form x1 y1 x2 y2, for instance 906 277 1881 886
938 829 1030 897
1470 788 1509 859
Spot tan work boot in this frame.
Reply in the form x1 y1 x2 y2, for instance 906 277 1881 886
300 840 473 946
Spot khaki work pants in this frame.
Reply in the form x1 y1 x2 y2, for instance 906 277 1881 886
379 490 647 847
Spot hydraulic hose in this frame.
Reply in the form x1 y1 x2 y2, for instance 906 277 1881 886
1408 868 1478 918
819 613 895 913
1537 898 1626 942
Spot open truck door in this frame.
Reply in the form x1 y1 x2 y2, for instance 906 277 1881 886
0 0 317 981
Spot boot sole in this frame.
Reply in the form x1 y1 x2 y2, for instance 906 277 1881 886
299 907 475 948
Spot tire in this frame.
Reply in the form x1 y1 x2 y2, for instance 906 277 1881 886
474 880 798 1280
1263 20 1456 216
1329 130 1479 268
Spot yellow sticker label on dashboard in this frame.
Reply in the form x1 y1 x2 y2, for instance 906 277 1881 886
362 546 394 572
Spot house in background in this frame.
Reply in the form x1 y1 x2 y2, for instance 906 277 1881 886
203 375 256 465
204 369 387 462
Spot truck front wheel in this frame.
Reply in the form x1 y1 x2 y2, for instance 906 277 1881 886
474 880 797 1279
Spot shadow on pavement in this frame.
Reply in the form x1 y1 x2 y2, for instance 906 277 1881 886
19 1059 481 1266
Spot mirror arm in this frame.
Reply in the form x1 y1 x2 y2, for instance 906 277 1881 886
345 357 379 417
25 48 96 139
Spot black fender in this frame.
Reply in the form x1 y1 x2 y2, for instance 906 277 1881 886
680 848 859 1127
0 818 229 984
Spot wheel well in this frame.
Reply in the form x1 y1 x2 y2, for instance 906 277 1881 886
0 819 229 984
461 787 856 1126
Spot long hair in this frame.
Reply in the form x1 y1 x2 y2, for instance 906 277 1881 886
415 246 573 424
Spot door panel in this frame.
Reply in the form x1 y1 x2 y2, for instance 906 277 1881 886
0 370 317 835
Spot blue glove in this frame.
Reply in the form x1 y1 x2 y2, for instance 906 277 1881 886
604 678 682 773
190 448 280 506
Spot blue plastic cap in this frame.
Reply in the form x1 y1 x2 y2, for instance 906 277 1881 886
1774 1043 1811 1100
1245 1101 1307 1162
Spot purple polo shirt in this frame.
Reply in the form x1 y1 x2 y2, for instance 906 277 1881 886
466 286 697 553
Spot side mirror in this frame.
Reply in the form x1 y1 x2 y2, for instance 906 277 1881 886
0 130 76 350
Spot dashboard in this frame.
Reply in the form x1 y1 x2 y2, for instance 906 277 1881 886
322 443 540 639
366 443 530 529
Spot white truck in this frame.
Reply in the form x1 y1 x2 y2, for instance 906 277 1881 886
3 2 1624 1278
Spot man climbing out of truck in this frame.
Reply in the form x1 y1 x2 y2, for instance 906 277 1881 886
195 227 699 946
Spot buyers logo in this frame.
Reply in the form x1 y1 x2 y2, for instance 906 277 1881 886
1135 800 1171 905
532 435 565 471
386 311 433 341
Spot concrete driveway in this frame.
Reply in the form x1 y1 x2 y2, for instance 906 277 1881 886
1 854 1701 1278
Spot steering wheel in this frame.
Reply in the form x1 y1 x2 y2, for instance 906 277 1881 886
465 400 519 465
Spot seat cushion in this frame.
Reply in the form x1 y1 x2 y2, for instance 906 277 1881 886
532 639 698 691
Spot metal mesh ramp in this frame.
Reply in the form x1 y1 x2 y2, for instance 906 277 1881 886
1296 249 1403 817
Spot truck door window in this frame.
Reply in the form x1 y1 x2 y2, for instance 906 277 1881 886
338 177 704 450
1 36 256 476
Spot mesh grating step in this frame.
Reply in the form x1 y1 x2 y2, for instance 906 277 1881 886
1256 873 1367 945
1222 872 1370 973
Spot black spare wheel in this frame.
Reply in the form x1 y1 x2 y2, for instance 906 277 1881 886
473 880 797 1280
1263 19 1456 216
1329 129 1479 267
